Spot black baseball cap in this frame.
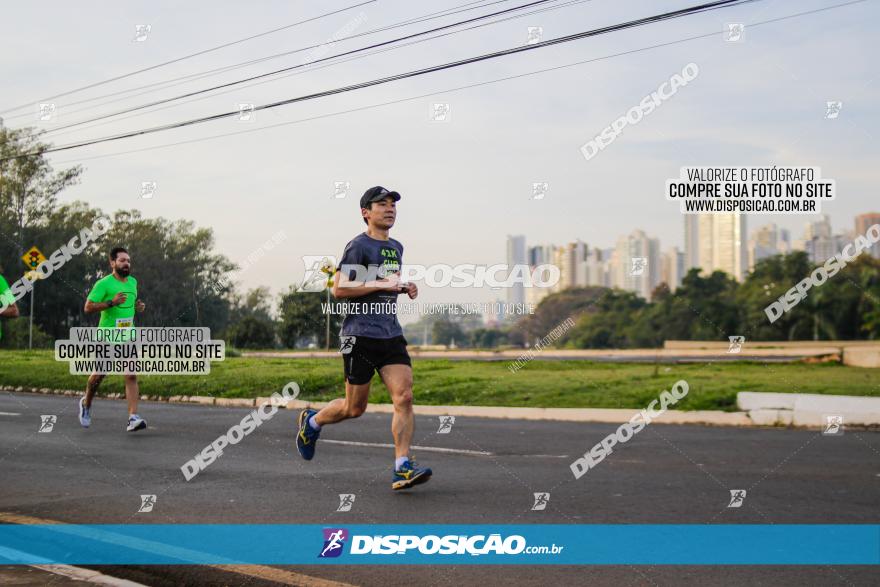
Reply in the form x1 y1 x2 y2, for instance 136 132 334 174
360 186 401 209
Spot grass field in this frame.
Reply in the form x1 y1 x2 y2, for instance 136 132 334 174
1 350 878 411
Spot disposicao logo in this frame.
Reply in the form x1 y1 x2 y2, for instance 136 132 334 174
319 528 348 558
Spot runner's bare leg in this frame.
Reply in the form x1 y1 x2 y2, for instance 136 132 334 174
123 374 140 416
379 364 414 459
314 382 371 425
84 373 105 407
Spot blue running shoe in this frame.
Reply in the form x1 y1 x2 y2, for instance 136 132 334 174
296 409 321 460
392 458 432 490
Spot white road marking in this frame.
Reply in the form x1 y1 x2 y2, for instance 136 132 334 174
0 412 21 416
321 439 568 458
321 438 493 456
525 454 571 459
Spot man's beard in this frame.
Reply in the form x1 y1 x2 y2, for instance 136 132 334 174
116 266 130 277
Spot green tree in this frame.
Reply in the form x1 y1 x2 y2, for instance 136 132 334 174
229 286 274 321
278 287 343 348
223 287 278 349
518 286 607 345
626 283 677 347
743 253 811 339
0 125 82 260
671 269 740 340
225 315 276 349
432 318 464 346
0 318 56 349
850 255 880 339
469 327 509 348
568 289 647 348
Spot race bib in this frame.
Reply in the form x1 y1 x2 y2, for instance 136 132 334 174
116 318 133 328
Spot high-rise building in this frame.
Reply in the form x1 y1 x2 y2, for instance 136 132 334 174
697 215 714 276
684 215 700 270
661 247 685 291
748 223 783 271
690 213 747 280
802 215 844 264
585 248 610 287
855 212 880 258
528 244 556 267
804 215 832 240
551 247 565 292
712 213 747 281
613 230 661 300
555 241 587 290
778 228 791 253
506 235 526 306
575 246 589 287
526 244 556 307
753 223 779 250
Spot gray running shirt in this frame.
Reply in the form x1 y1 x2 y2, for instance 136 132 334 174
337 232 404 339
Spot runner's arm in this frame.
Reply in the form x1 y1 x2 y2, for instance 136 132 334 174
84 300 111 313
84 291 127 313
332 239 401 299
331 270 400 299
84 279 106 314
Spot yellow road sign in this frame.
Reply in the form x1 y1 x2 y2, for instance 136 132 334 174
22 246 46 270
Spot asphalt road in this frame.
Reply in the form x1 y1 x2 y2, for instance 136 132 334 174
1 392 878 586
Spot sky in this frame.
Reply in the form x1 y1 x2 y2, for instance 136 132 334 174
2 0 877 317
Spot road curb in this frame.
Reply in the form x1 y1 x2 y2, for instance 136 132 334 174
738 391 880 427
278 399 754 426
5 385 877 429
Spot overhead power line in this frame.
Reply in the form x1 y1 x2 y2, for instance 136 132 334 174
37 0 569 135
4 0 760 161
44 0 593 141
47 0 865 166
0 0 377 116
0 0 508 123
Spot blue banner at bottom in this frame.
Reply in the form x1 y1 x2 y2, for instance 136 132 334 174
0 525 877 565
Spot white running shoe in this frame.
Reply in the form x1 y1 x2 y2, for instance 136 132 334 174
126 414 146 432
78 397 91 428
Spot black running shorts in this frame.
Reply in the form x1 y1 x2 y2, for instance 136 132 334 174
339 335 411 384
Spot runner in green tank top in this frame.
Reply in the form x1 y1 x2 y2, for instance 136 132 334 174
80 247 148 432
0 267 21 342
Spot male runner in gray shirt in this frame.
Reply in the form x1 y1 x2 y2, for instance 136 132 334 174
296 186 432 491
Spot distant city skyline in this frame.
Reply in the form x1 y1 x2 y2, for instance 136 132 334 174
512 210 880 306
